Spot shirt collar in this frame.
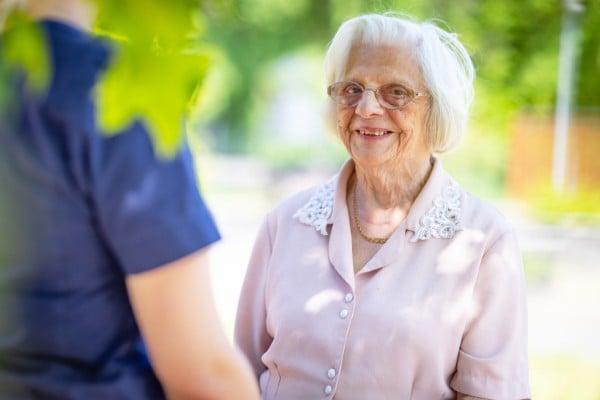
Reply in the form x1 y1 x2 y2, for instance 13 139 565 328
406 158 462 242
294 157 462 242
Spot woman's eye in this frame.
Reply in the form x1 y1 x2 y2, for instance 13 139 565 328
388 86 409 97
345 85 362 95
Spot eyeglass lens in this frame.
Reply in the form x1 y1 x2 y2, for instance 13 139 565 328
329 82 416 109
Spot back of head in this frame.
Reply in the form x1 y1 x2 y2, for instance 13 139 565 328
324 12 475 153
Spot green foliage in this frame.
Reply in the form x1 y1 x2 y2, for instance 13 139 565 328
0 11 49 109
199 0 334 152
93 0 215 156
578 0 600 106
0 1 215 156
527 185 600 225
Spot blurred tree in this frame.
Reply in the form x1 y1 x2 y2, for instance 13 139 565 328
199 0 334 152
578 0 600 107
198 0 599 152
3 0 598 154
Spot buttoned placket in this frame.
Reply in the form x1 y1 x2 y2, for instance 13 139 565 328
316 165 359 398
322 289 356 398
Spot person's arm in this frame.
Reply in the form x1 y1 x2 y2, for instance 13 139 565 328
126 248 261 400
450 228 530 399
234 218 274 379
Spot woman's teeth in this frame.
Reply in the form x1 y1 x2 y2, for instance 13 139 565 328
358 130 389 136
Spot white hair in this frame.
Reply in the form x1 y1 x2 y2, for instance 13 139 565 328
323 13 475 153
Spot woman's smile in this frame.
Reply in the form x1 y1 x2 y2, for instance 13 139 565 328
355 128 395 137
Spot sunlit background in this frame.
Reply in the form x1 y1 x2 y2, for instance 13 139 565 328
2 0 599 398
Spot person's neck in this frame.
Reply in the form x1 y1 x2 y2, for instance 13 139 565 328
353 156 433 212
23 0 96 31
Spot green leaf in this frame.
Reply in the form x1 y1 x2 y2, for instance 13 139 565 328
0 11 49 95
92 0 213 156
97 44 211 156
1 1 214 157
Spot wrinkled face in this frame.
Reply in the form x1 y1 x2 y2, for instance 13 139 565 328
334 43 431 172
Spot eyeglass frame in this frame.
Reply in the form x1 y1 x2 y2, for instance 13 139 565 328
327 80 428 110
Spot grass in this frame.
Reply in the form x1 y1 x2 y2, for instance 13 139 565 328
526 186 600 226
530 353 600 399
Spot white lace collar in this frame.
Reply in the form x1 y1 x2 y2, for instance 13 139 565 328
409 184 463 242
292 178 336 236
293 174 463 242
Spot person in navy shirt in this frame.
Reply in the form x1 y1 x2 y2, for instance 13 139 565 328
0 1 260 398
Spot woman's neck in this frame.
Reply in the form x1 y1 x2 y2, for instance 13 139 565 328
353 156 433 211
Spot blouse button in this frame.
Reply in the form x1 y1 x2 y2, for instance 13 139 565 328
327 368 336 379
324 385 333 394
344 293 354 302
339 309 349 318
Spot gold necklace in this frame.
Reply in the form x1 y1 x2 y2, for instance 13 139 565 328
352 183 389 245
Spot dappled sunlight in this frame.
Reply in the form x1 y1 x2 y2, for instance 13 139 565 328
299 244 330 266
304 289 341 314
436 229 486 275
433 229 488 324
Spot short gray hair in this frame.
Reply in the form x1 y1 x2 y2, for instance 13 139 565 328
323 13 475 153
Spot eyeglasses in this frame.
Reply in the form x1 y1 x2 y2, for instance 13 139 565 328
327 81 428 110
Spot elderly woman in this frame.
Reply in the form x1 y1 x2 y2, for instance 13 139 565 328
235 13 530 400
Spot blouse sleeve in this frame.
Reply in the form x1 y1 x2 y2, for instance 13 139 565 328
234 216 274 379
450 229 531 399
93 122 220 275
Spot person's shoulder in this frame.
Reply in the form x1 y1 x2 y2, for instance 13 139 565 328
269 179 334 220
260 164 349 239
458 186 515 235
428 159 514 236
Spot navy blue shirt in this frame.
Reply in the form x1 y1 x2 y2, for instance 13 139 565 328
0 20 220 398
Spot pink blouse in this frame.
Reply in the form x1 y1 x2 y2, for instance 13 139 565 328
235 159 530 399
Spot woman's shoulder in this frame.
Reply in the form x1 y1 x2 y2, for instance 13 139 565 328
270 177 336 220
417 159 513 238
457 185 515 235
264 163 350 238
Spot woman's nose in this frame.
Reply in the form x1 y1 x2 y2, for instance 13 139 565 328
355 89 385 118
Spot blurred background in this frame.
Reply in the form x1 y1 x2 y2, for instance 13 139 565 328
3 0 600 398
